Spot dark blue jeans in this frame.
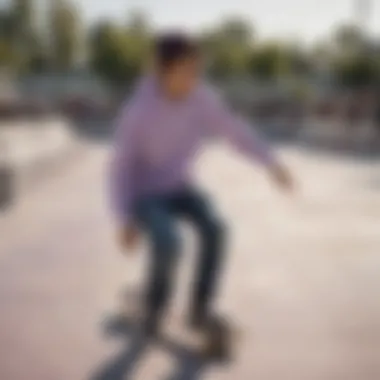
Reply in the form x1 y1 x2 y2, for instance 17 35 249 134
134 187 226 323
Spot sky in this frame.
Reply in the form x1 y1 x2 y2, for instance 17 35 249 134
1 0 380 44
74 0 380 43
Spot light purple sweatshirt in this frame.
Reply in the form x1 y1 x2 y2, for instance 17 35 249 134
110 76 277 225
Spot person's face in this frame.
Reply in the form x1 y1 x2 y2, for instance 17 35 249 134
160 56 200 99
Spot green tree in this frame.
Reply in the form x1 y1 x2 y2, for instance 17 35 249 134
202 33 246 78
287 46 311 76
333 54 379 88
217 17 254 45
126 10 150 37
12 0 34 43
202 17 254 79
330 23 378 88
124 11 152 71
0 9 14 42
333 23 365 57
49 0 80 71
89 22 137 86
0 39 14 67
89 12 151 86
27 32 50 73
0 10 13 67
2 0 41 72
249 43 291 80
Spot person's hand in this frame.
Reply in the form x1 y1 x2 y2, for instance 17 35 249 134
118 225 140 252
268 162 294 193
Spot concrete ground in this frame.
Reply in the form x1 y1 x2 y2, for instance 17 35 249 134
0 140 380 380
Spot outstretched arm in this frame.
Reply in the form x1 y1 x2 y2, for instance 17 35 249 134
199 86 293 190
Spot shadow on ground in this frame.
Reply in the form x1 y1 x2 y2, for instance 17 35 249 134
90 314 216 380
89 287 231 380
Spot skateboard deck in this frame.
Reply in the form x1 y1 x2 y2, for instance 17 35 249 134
108 286 235 362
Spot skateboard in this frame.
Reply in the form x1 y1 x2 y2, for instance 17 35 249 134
110 287 235 362
192 314 233 361
104 310 233 363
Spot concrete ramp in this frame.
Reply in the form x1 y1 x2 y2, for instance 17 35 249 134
0 117 78 209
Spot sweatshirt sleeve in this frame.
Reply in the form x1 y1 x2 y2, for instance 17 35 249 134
199 85 278 167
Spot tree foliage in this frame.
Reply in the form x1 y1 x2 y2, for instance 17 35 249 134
89 12 151 86
202 17 254 79
249 43 291 80
333 23 364 57
333 55 379 88
49 0 80 71
0 4 378 91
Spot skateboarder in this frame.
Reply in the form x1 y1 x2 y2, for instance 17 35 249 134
109 33 294 348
